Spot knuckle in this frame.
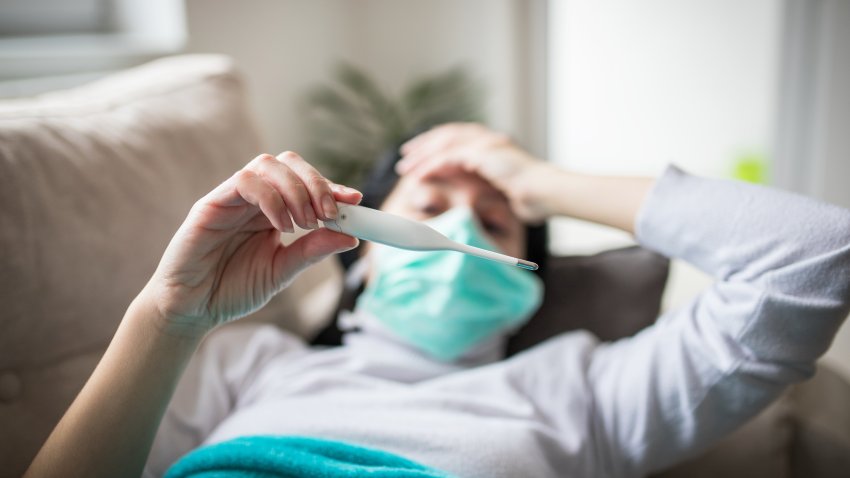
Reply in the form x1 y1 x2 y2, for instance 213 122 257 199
190 197 208 214
277 151 301 162
287 181 310 203
234 169 256 183
306 174 329 191
252 153 276 165
260 188 279 204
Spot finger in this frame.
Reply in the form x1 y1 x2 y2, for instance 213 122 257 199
395 152 423 174
202 171 253 208
405 155 468 183
399 144 480 180
397 130 474 174
399 125 443 155
277 151 338 222
397 145 442 174
329 183 363 205
400 122 471 155
273 228 359 284
233 169 293 233
250 154 316 230
398 126 459 167
398 130 502 175
400 122 488 160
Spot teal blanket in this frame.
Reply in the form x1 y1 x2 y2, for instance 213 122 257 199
165 435 457 478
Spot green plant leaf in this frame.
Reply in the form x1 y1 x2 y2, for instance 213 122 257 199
303 63 485 185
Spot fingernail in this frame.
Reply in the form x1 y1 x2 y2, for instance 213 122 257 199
303 205 319 229
337 238 360 253
322 195 338 219
281 213 294 233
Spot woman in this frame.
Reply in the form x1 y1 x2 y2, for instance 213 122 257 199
25 123 850 477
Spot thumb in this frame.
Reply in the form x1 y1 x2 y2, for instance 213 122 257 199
274 228 359 283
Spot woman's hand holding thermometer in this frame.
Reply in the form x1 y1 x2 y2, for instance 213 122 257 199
323 202 538 270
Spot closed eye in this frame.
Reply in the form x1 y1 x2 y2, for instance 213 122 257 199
483 221 507 237
420 204 445 217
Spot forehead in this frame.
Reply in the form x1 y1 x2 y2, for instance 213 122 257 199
395 167 508 203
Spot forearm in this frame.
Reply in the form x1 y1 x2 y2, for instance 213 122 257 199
526 163 655 233
25 291 202 478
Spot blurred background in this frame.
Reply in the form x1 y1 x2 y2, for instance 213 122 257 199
1 0 848 377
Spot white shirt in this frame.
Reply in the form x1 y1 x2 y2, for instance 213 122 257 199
145 166 850 478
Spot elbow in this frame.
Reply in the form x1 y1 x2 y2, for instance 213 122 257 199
744 283 850 368
806 240 850 312
742 236 850 367
771 208 850 312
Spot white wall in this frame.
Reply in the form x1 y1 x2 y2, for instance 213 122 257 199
547 0 783 313
183 0 355 156
549 0 781 179
183 0 538 164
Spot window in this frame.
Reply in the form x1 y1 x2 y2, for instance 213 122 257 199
0 0 186 94
0 0 112 37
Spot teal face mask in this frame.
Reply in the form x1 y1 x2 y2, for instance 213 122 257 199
355 207 544 362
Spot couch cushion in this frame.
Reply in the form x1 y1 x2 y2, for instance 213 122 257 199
506 246 670 355
0 54 265 474
788 365 850 477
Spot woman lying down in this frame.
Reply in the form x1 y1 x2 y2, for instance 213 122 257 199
25 123 850 478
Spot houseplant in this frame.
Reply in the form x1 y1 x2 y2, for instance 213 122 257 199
304 63 485 186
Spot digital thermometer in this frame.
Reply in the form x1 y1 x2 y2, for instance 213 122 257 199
323 203 538 270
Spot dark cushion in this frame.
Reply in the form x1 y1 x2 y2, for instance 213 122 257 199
506 245 669 355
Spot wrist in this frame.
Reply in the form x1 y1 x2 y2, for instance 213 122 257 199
129 286 211 345
512 161 566 222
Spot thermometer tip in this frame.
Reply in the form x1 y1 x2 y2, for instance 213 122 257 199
517 259 539 271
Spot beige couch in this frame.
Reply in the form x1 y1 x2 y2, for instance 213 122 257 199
1 55 848 478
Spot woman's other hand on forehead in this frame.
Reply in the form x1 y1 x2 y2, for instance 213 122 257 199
396 123 557 223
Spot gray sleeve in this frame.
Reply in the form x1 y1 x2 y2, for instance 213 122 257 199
586 166 850 477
